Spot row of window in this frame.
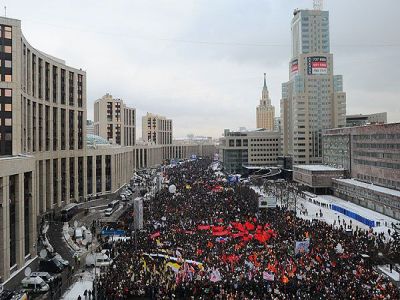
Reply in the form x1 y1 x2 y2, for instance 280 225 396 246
353 133 400 140
354 143 400 149
354 159 400 170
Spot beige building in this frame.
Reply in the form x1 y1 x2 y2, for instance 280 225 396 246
281 8 346 165
219 129 281 174
142 112 172 145
94 93 136 146
0 16 219 283
0 16 161 283
256 74 275 130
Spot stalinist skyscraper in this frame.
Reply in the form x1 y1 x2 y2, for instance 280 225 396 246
280 6 346 164
256 73 275 130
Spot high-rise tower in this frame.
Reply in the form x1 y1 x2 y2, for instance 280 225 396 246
280 7 346 164
256 73 275 130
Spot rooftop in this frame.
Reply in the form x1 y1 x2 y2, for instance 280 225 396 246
334 178 400 198
86 134 111 147
294 164 344 172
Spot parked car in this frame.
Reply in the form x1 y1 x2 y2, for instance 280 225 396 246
52 253 70 268
21 276 49 293
29 272 54 284
39 258 64 273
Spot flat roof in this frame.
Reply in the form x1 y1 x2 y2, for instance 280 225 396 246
334 178 400 198
294 164 344 172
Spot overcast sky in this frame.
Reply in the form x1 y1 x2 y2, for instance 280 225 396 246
6 0 400 138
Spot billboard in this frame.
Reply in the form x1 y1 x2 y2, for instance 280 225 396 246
258 195 277 208
134 198 143 230
307 56 328 75
291 59 299 75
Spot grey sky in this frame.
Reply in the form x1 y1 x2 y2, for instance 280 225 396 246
6 0 400 138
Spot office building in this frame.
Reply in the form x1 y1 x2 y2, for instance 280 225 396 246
256 74 275 130
293 123 400 219
346 112 387 127
280 7 346 165
142 113 173 145
0 17 160 283
219 129 281 174
323 123 400 190
94 93 136 146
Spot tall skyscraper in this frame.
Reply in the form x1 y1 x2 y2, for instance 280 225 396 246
281 8 346 164
256 73 275 130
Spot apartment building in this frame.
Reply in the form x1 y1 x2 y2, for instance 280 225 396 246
94 93 136 146
142 112 172 145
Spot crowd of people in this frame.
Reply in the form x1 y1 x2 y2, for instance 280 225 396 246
96 158 399 299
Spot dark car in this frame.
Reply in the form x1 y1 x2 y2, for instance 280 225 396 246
39 258 64 273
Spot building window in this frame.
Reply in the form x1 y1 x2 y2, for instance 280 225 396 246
4 26 12 39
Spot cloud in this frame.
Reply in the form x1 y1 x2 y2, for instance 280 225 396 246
7 0 400 137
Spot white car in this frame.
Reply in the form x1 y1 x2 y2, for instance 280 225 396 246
21 276 50 293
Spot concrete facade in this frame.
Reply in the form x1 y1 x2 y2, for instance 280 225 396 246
142 113 173 145
281 8 346 165
333 178 400 220
323 123 400 191
0 16 162 283
293 164 344 192
256 74 275 131
94 93 136 146
219 129 281 174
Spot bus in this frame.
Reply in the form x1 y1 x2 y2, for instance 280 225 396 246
60 203 79 221
105 200 120 217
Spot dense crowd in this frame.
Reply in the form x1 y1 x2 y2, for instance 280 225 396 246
96 159 399 299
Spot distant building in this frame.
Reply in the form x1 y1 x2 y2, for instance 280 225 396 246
86 120 95 135
94 93 136 146
293 123 400 220
281 8 346 164
219 129 281 174
323 123 400 190
142 113 173 145
256 74 275 130
293 165 345 193
274 117 281 133
346 112 387 127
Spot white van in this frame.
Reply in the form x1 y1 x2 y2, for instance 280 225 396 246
21 276 50 293
86 253 112 267
104 208 113 217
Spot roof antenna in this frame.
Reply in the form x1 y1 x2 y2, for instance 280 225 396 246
4 6 6 17
313 0 323 10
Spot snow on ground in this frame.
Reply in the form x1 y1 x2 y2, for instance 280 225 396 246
251 185 397 239
61 270 94 300
378 265 400 281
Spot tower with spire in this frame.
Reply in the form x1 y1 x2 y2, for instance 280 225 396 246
256 73 275 130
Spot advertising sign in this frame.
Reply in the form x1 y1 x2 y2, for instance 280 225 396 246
307 56 328 75
291 59 299 75
259 195 277 208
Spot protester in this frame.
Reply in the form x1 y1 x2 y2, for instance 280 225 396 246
97 159 399 299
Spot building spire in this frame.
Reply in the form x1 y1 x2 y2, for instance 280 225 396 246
263 73 267 88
